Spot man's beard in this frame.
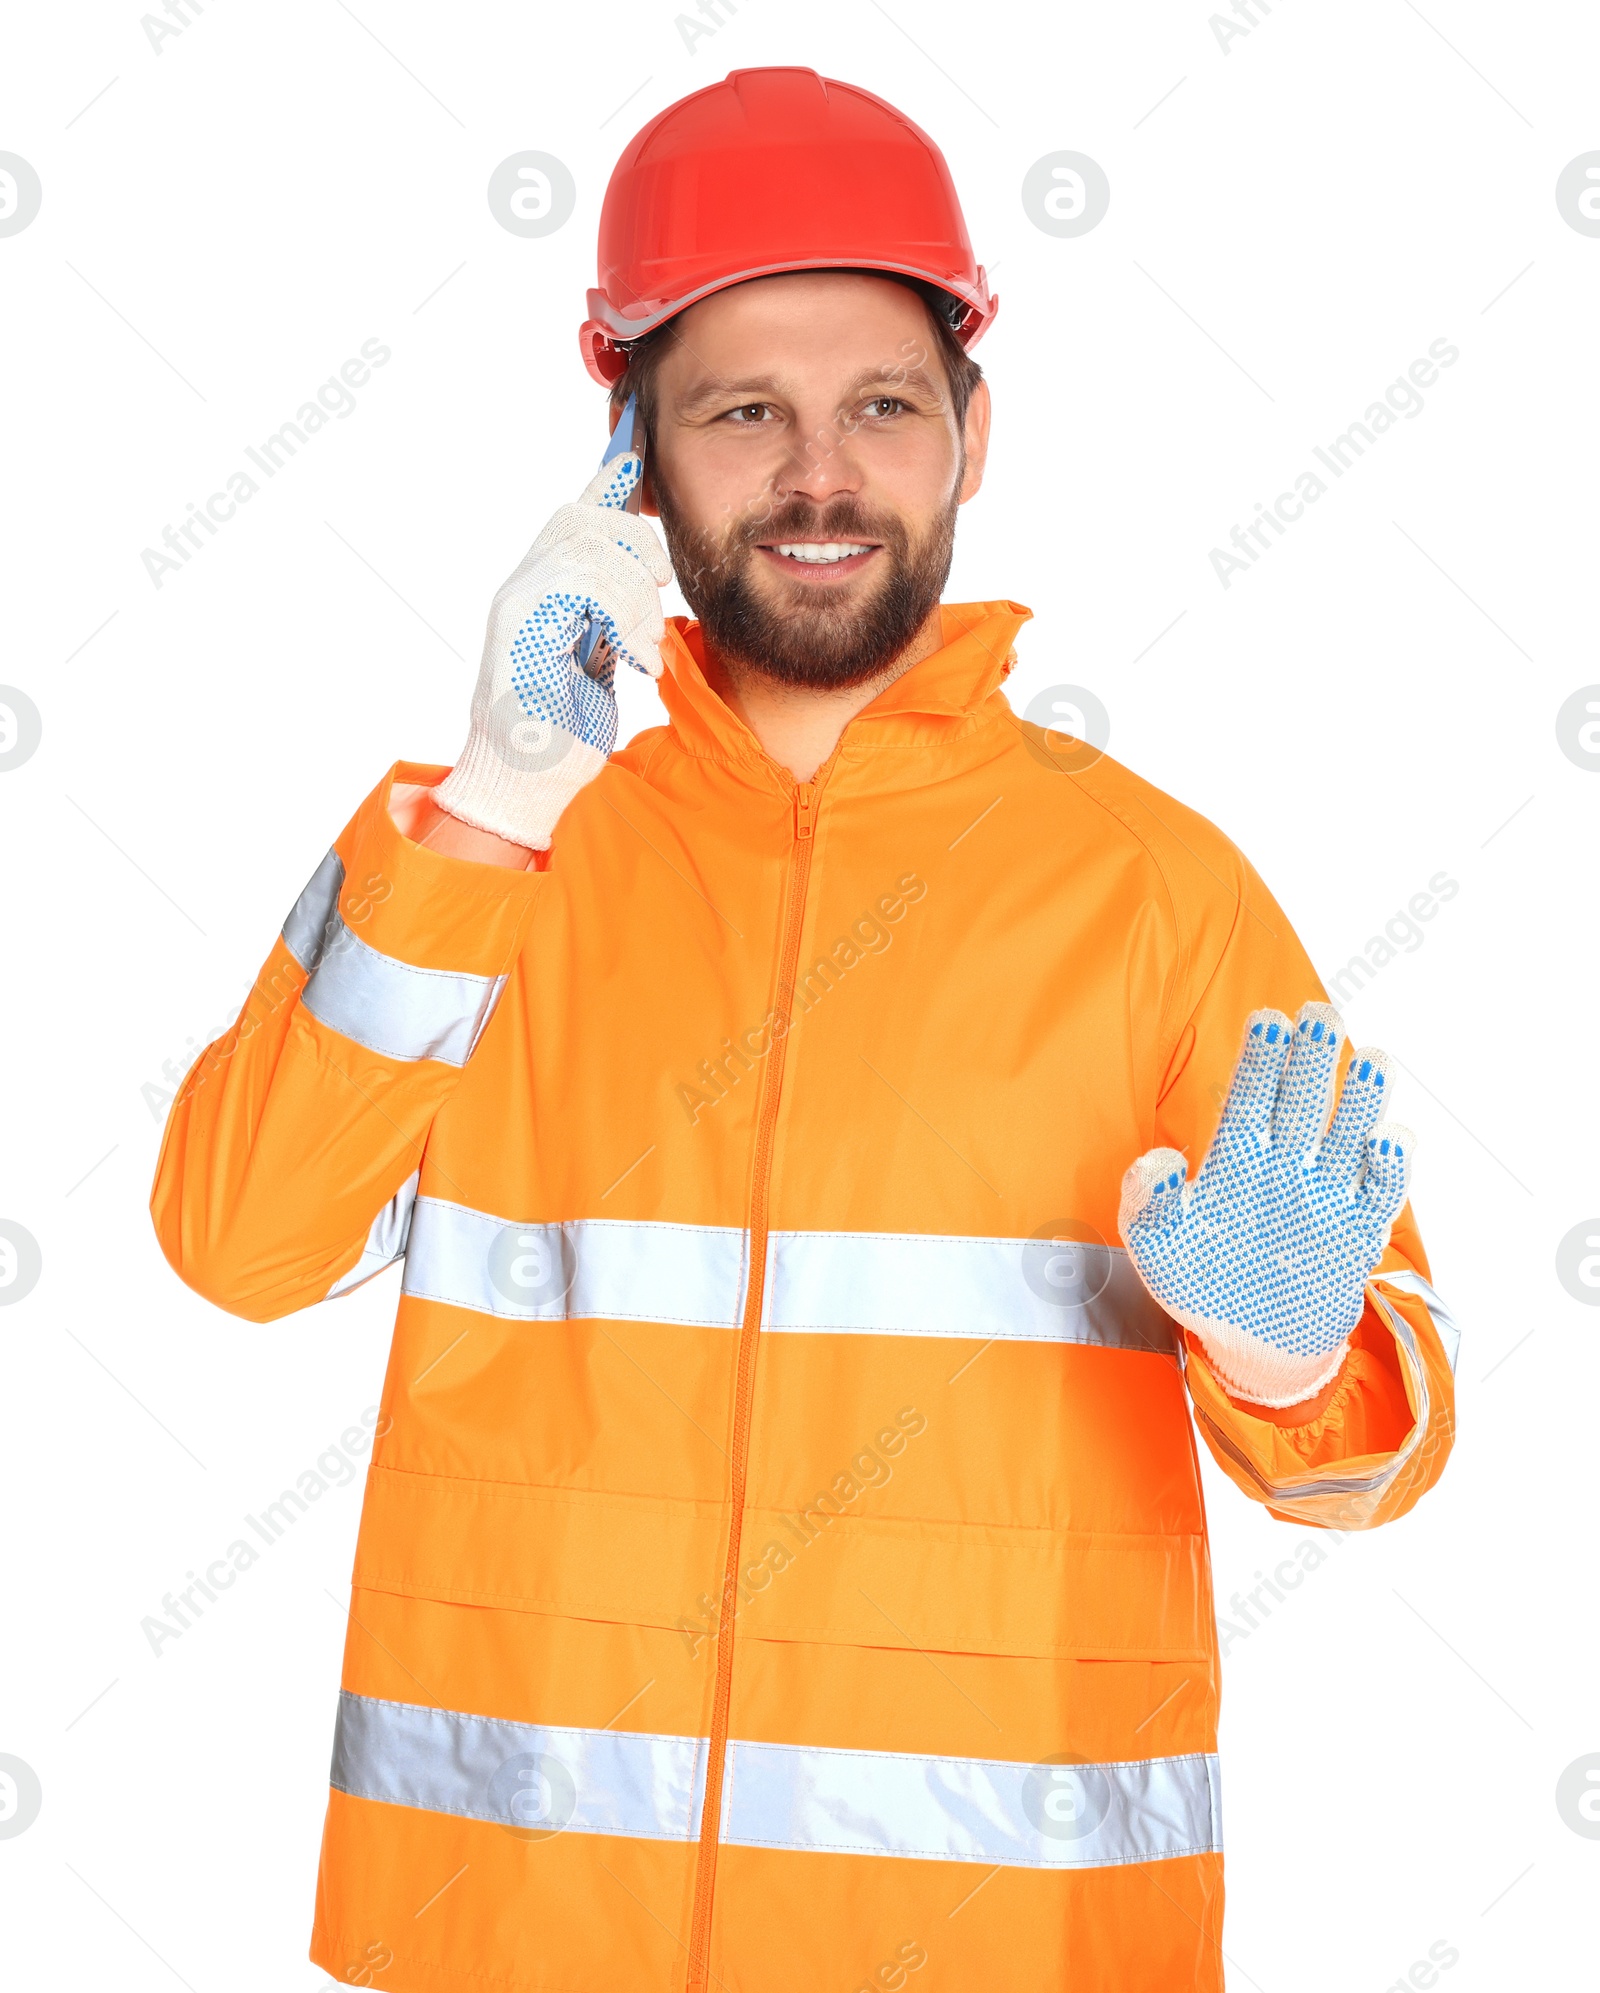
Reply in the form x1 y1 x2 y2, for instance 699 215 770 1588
654 480 958 691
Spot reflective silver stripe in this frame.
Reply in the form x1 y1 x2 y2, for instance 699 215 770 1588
301 920 507 1066
1372 1268 1461 1374
766 1231 1175 1352
281 849 345 972
401 1202 750 1325
401 1203 1173 1352
722 1737 1221 1869
331 1690 1221 1869
330 1690 704 1842
327 1170 420 1300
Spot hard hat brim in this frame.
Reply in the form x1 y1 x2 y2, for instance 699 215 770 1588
579 261 997 388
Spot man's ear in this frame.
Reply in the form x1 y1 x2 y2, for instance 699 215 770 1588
958 378 991 504
957 378 992 503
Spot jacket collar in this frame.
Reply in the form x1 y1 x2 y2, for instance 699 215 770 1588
657 600 1034 768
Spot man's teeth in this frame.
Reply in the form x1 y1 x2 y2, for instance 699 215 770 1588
773 542 870 564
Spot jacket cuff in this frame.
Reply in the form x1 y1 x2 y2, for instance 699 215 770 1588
1184 1281 1434 1531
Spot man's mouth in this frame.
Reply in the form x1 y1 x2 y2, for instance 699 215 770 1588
756 540 880 580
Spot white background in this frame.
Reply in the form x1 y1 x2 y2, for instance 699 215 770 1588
2 3 1597 1988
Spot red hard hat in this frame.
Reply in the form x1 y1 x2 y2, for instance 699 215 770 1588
580 66 997 386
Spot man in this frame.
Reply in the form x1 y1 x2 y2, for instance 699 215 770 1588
152 66 1457 1993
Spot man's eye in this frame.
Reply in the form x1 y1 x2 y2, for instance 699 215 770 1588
864 397 906 419
725 403 771 424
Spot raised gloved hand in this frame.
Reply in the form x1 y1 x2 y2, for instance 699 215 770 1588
432 454 673 850
1117 1002 1415 1408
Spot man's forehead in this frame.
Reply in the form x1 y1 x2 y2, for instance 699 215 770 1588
657 270 945 404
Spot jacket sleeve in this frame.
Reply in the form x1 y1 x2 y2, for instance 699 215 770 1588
1151 844 1458 1531
150 760 546 1322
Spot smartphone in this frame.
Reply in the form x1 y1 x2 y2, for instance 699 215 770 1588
607 391 645 516
577 391 643 672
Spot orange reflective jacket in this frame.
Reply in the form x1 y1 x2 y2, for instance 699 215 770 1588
151 602 1456 1993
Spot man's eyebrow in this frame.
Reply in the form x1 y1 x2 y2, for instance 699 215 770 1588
673 374 786 414
671 364 949 417
840 364 946 405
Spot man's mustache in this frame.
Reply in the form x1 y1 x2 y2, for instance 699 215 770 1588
739 502 903 551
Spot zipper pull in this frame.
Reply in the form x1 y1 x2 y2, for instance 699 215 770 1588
794 782 816 841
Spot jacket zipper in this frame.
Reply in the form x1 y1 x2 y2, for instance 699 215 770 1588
686 766 829 1993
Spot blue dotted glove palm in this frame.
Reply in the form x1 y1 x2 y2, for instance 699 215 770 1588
1117 1002 1415 1407
433 454 672 849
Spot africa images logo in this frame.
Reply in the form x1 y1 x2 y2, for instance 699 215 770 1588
1209 339 1460 587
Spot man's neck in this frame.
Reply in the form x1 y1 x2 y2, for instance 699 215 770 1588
699 604 945 782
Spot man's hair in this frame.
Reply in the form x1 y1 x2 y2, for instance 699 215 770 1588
606 274 985 442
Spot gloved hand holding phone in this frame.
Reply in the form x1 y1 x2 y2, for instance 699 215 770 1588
432 396 674 851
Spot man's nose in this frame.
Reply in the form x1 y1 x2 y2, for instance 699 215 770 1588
771 419 866 505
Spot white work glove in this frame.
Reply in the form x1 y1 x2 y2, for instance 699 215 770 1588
433 454 673 849
1117 1002 1415 1408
